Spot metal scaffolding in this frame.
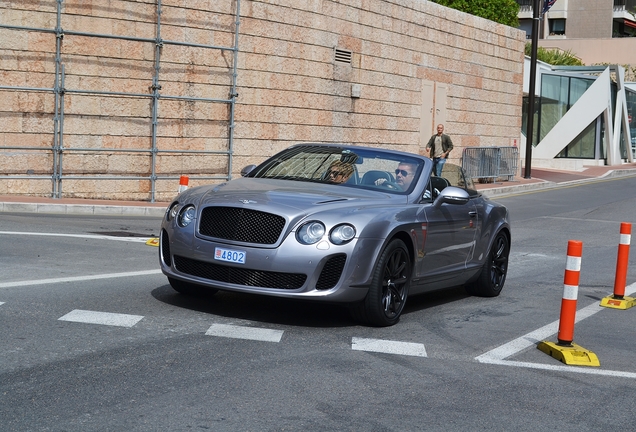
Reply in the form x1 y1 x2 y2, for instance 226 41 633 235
0 0 241 202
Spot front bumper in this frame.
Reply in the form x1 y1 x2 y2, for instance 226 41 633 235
159 225 375 303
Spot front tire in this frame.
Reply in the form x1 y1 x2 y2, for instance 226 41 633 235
351 239 412 326
465 231 509 297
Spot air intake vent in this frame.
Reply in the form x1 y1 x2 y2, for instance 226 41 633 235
334 48 352 64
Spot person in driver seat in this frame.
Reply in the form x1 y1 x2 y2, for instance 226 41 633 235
374 162 417 190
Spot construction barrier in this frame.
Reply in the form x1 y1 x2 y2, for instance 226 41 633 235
461 146 519 182
178 175 189 193
557 240 583 346
601 222 635 309
613 222 632 299
537 240 600 366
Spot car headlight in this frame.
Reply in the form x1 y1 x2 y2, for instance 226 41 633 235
178 205 196 227
296 221 326 245
167 202 179 221
329 224 356 245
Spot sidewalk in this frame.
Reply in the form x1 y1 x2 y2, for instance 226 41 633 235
2 164 636 217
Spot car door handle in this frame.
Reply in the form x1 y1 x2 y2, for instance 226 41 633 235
468 211 477 217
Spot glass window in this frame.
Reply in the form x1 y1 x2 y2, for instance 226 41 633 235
627 88 636 157
538 74 597 159
557 121 596 159
249 145 423 194
539 75 569 142
549 19 566 36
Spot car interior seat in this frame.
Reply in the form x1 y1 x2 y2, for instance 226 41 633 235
430 176 450 198
361 170 395 186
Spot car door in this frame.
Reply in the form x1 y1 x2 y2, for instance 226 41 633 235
418 164 478 283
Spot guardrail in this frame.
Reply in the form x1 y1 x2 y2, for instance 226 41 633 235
461 147 519 182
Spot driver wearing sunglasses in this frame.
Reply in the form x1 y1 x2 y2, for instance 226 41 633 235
375 162 417 189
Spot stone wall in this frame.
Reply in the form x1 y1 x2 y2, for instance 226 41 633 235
0 0 525 201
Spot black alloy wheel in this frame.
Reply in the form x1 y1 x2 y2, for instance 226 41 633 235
466 231 509 297
352 239 412 326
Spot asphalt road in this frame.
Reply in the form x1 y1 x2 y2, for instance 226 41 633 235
1 176 636 431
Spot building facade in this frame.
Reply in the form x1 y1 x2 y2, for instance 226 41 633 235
518 0 636 40
516 1 636 169
0 0 525 201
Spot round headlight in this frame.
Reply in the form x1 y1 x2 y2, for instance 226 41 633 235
167 203 179 221
178 205 196 227
330 224 356 245
296 221 326 245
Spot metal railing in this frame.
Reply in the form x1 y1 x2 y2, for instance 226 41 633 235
0 0 241 202
614 0 636 9
461 147 519 182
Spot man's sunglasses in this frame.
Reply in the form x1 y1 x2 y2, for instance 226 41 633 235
395 169 411 177
329 171 347 177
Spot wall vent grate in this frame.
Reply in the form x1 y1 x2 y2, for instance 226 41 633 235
334 48 352 64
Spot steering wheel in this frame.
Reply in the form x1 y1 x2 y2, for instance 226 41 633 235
380 181 402 191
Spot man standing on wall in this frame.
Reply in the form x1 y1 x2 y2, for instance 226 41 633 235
426 124 453 176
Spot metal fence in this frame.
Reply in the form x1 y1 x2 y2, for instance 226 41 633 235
461 147 519 182
0 0 241 202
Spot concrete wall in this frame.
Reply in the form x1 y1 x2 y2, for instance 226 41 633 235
0 0 526 201
539 39 636 74
565 0 613 39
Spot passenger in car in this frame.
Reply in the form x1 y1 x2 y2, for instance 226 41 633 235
325 160 355 184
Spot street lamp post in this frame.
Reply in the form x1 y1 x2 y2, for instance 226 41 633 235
524 0 541 179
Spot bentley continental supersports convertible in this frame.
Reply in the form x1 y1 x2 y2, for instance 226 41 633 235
159 144 511 326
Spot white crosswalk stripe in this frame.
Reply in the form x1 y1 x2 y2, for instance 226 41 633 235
58 309 144 328
205 323 284 342
351 337 428 357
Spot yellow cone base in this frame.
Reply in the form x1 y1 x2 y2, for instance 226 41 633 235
600 295 636 310
537 341 600 367
145 238 159 247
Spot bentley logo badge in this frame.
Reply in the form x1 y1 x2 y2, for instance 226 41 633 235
239 199 257 204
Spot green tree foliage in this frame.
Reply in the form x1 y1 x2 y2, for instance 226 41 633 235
524 43 583 66
433 0 519 27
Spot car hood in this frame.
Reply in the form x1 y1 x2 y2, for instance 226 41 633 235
181 177 405 216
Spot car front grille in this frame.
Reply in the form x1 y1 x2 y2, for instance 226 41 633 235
199 206 286 245
173 255 307 289
316 254 346 290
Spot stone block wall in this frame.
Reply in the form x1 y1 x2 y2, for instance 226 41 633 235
0 0 525 201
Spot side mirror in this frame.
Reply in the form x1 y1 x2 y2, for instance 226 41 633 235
432 186 470 208
240 164 257 177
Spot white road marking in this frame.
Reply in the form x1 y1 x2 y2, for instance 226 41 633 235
0 269 162 289
351 337 428 357
0 302 4 306
479 358 636 379
476 282 636 378
0 231 152 243
59 309 144 328
205 323 284 343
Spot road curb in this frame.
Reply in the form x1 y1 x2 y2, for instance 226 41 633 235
0 201 167 217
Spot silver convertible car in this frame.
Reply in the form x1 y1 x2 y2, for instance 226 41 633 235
159 144 510 326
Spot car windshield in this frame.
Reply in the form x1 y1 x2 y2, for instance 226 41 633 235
248 145 424 193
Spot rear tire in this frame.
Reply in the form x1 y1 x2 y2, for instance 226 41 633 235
168 277 218 297
465 231 509 297
351 239 412 327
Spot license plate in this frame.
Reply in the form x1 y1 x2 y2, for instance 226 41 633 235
214 247 246 264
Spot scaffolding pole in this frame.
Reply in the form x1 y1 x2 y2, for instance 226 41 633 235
0 0 241 202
